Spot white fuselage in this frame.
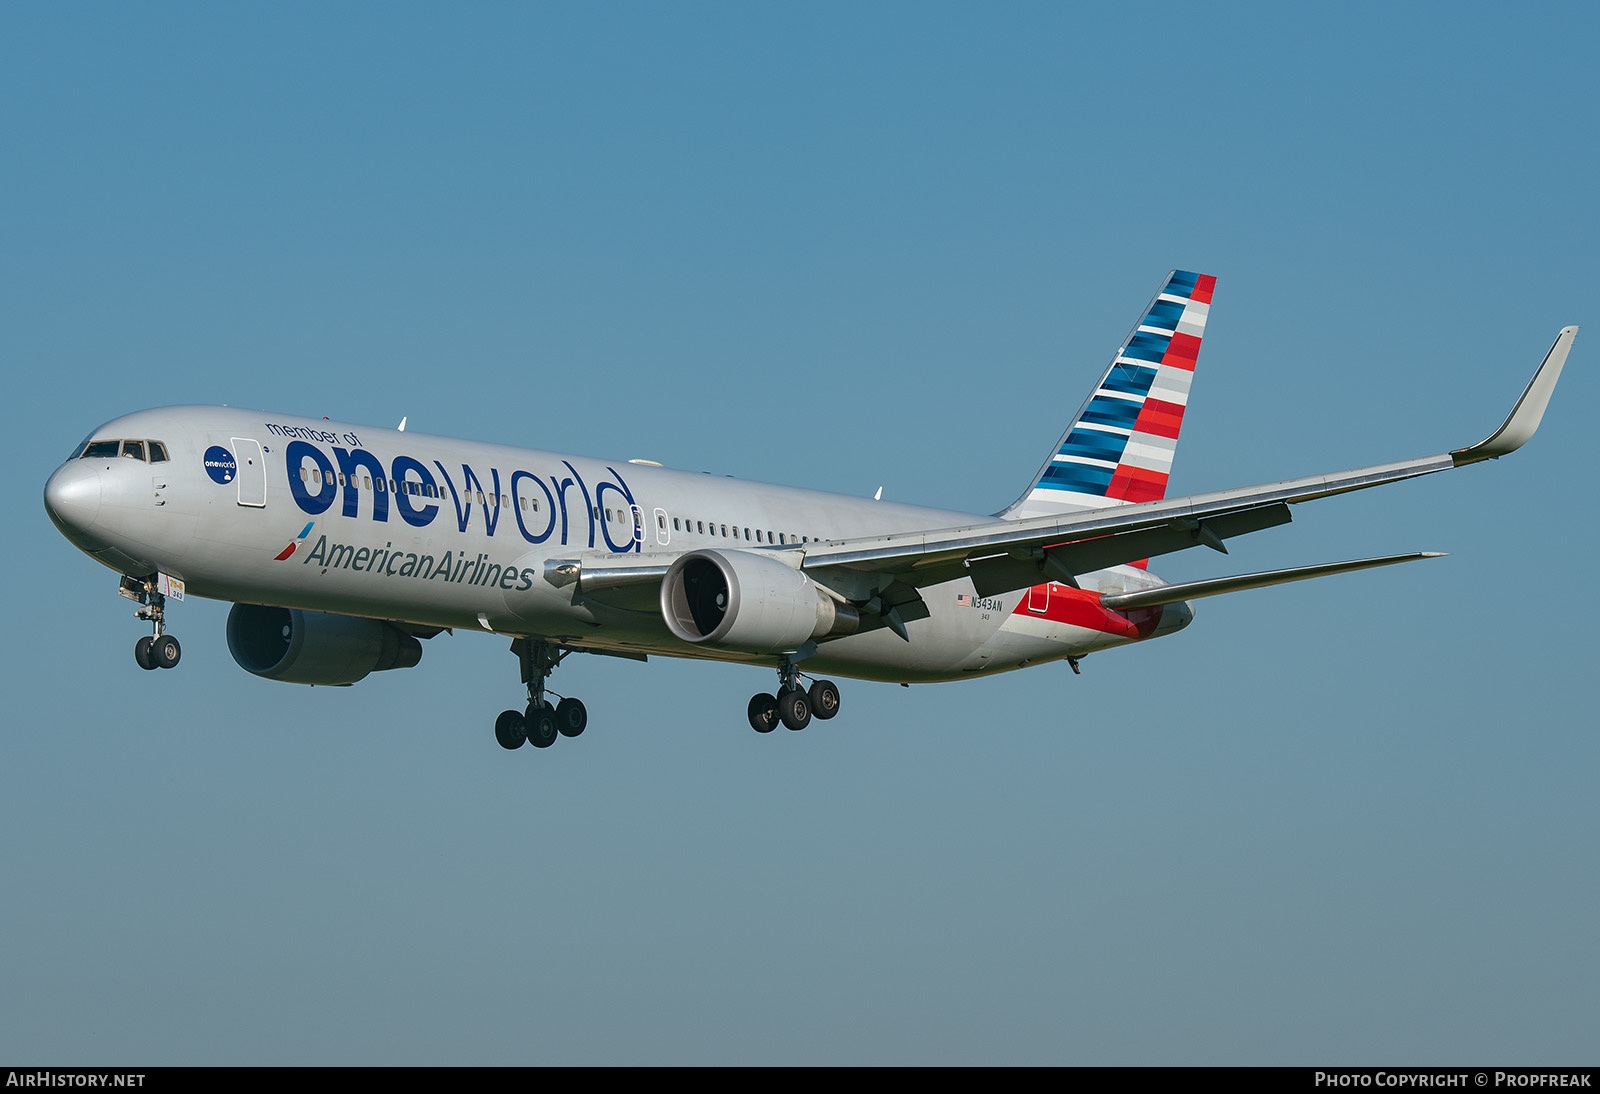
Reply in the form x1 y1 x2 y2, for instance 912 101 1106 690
44 406 1191 684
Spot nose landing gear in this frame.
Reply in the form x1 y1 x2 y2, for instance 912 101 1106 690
122 575 180 671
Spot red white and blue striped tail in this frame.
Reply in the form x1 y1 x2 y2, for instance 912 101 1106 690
1001 270 1215 520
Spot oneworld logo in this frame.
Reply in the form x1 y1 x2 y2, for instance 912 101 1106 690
203 445 237 485
280 439 641 553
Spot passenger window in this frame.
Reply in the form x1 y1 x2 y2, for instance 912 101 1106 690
697 521 704 534
148 441 169 462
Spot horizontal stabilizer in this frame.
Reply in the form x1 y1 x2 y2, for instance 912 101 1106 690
1098 552 1446 611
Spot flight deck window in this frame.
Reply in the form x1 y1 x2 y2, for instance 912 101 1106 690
121 441 145 460
83 440 120 459
148 441 168 462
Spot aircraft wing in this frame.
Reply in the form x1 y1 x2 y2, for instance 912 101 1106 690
800 326 1577 603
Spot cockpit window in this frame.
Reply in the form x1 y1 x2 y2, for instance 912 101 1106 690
78 438 169 462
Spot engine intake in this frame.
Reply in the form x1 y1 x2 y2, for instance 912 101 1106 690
226 603 422 686
660 549 857 654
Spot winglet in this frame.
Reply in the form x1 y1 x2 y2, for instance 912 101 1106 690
1452 327 1577 466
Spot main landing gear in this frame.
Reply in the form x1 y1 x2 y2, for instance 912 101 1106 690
121 575 181 671
494 638 590 752
748 656 841 734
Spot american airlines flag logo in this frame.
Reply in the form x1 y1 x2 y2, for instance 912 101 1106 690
956 594 972 607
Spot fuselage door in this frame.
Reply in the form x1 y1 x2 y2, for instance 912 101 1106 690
231 437 266 508
653 507 670 547
631 505 646 548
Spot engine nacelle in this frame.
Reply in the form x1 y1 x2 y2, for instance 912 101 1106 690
226 603 423 686
660 549 857 654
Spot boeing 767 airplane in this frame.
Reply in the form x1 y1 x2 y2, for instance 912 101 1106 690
43 272 1577 751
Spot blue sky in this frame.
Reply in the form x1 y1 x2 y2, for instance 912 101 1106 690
4 2 1596 1065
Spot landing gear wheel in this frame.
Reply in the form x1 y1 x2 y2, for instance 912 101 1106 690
151 634 181 669
555 697 588 737
526 702 558 748
807 679 841 720
495 709 527 750
748 693 778 733
777 688 811 731
134 636 157 671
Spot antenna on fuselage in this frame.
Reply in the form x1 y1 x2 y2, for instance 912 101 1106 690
873 486 883 501
398 417 407 432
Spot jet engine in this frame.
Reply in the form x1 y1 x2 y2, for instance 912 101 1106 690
660 549 858 654
226 603 423 686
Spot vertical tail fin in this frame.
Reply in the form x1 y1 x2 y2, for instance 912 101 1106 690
1001 270 1215 520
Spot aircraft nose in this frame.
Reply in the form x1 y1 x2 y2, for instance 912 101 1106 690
44 462 102 539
